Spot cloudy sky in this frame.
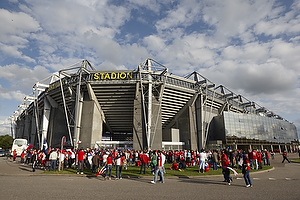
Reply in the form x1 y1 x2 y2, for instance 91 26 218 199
0 0 299 137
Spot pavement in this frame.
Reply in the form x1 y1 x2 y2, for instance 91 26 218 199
0 153 300 200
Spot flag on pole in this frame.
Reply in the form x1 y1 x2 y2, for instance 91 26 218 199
95 166 106 176
77 140 81 144
43 138 48 154
26 143 34 151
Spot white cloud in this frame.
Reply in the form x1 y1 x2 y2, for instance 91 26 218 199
0 64 51 92
155 0 202 31
0 117 12 136
254 1 300 37
0 8 40 62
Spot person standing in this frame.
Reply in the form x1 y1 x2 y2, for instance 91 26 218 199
115 151 125 180
140 150 149 174
12 150 17 162
251 149 258 170
264 149 270 166
242 155 253 187
211 150 219 170
257 151 262 169
49 149 58 171
270 150 275 159
151 150 165 184
105 153 114 180
281 151 291 163
77 147 85 174
92 152 100 173
20 150 26 165
32 150 38 172
199 149 207 173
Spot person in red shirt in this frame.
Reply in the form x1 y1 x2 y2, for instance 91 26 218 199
77 147 85 174
221 150 232 185
171 160 178 170
257 151 262 169
20 150 26 165
265 150 270 166
140 150 149 174
251 150 258 170
105 153 114 180
242 155 252 187
281 151 290 163
12 150 17 162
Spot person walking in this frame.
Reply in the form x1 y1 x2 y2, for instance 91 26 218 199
221 149 232 185
281 151 291 163
242 155 253 187
151 150 165 184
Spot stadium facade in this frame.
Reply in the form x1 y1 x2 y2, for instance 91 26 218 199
11 59 298 152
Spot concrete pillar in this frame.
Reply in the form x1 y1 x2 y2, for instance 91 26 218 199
80 101 103 149
41 98 51 150
133 88 145 150
189 105 198 150
149 96 162 150
278 145 282 153
195 94 203 150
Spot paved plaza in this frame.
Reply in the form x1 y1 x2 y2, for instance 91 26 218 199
0 153 300 200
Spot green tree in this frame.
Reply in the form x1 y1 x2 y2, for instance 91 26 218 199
0 135 13 149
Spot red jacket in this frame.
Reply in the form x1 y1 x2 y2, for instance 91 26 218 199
77 150 85 161
221 153 229 167
140 154 149 164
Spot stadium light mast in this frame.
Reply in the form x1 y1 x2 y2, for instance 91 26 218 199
147 59 152 150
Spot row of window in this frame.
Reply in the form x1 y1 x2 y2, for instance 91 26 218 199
223 112 297 144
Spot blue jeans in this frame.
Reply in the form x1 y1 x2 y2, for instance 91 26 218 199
153 166 164 183
116 165 122 179
128 158 133 165
244 170 252 186
77 160 84 173
50 160 57 171
140 163 147 174
106 164 112 177
213 162 218 170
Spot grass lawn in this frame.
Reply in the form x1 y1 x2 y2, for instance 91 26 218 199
291 158 300 163
42 164 273 177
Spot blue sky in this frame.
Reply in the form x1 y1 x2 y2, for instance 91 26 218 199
0 0 299 137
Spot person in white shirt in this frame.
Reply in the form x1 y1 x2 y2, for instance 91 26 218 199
49 149 58 171
199 149 207 173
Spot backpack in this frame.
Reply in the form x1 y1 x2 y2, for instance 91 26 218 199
242 164 247 174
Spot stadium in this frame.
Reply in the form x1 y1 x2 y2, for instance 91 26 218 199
11 59 298 152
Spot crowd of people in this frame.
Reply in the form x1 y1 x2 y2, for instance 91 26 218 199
12 146 298 187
